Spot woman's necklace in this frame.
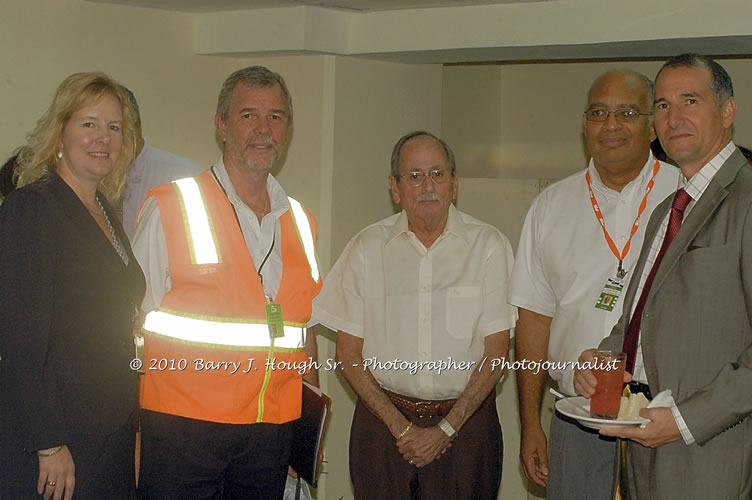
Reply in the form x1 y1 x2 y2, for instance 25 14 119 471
95 195 129 266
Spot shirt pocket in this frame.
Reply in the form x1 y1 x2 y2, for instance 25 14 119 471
445 286 481 339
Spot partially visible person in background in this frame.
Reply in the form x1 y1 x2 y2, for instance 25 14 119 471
0 146 31 201
119 86 203 240
0 72 145 500
739 145 752 164
651 137 672 164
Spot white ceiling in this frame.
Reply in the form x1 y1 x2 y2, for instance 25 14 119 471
88 0 549 13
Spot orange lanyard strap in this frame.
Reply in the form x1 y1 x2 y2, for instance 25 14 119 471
585 159 660 278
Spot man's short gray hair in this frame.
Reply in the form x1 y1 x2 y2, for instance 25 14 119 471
656 53 734 106
390 131 456 179
216 66 293 121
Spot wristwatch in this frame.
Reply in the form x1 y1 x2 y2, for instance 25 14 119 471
438 418 458 441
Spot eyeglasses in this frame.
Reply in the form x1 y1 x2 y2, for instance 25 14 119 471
584 108 652 123
396 169 453 187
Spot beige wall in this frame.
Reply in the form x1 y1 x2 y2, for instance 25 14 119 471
0 0 243 168
328 57 444 258
444 59 752 181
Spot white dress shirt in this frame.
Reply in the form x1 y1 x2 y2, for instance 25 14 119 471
509 155 679 396
132 156 291 313
631 141 737 444
313 205 517 400
122 141 204 241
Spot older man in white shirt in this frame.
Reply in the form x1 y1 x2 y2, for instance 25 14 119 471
314 131 516 500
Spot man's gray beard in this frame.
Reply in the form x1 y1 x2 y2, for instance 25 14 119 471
235 152 277 174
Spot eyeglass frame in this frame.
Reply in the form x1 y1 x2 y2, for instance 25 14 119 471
394 168 455 187
584 108 653 123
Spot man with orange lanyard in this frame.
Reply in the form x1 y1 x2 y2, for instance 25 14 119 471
132 66 322 498
509 70 679 499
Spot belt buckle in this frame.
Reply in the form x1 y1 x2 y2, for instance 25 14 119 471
414 401 434 418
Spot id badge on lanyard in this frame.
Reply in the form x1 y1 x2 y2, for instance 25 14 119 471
595 276 625 312
586 159 660 313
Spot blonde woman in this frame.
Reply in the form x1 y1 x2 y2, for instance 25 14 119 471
0 73 145 500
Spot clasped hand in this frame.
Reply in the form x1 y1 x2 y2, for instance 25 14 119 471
396 425 451 468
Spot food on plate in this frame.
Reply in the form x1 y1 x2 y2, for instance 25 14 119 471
617 392 650 420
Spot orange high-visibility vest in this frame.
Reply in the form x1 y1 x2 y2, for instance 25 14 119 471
140 170 322 424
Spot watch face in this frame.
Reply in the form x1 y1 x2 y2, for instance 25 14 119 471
439 419 457 440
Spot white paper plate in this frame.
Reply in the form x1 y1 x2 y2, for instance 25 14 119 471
555 396 649 430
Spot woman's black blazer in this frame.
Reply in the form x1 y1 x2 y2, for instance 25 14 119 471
0 170 145 452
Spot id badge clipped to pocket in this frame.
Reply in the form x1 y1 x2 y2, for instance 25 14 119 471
266 302 285 339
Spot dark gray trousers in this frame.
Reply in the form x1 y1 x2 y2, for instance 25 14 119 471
547 411 619 500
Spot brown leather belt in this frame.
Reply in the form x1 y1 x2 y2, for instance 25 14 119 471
384 389 458 419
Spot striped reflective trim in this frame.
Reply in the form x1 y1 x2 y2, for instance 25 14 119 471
288 197 320 282
174 178 220 265
257 343 275 422
143 310 305 349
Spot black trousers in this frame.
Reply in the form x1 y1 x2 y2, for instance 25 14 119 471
349 392 502 500
0 412 137 499
138 410 293 500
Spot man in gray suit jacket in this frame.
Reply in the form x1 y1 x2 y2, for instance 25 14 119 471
575 53 752 499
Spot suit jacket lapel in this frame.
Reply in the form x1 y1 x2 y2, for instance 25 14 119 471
648 149 746 301
47 170 126 268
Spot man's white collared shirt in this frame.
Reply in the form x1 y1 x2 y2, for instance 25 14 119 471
509 155 679 395
313 205 517 400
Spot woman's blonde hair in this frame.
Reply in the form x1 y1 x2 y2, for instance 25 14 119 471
16 72 137 204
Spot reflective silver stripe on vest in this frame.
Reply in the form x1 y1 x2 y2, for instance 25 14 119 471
287 197 320 283
143 310 305 349
172 179 318 280
174 178 220 265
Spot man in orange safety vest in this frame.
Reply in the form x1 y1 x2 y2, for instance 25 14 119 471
132 66 322 499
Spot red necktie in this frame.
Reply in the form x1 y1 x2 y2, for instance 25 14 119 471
623 188 692 374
